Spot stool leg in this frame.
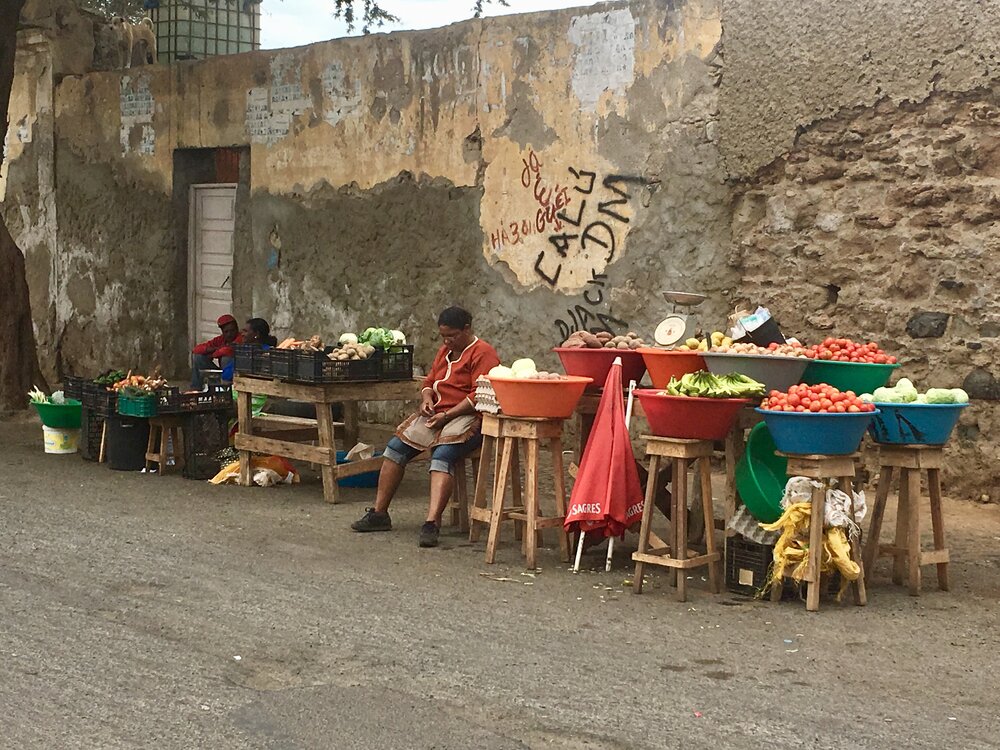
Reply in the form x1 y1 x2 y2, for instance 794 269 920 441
524 437 540 570
863 466 894 583
511 440 524 543
699 457 721 594
674 458 688 602
550 438 570 564
485 438 514 564
470 436 494 543
892 469 910 586
633 455 660 595
145 425 157 471
907 467 922 596
842 477 867 607
806 484 825 612
927 468 949 592
454 460 470 533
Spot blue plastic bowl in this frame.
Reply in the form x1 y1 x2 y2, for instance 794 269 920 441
336 450 383 488
755 408 879 456
869 402 967 445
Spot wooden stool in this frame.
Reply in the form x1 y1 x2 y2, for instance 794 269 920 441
145 416 185 475
448 451 480 534
633 437 721 602
469 414 570 569
771 453 867 612
863 445 948 595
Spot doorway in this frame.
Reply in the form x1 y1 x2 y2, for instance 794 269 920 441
188 184 237 348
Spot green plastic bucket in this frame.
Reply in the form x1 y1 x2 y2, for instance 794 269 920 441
735 423 788 524
32 399 83 429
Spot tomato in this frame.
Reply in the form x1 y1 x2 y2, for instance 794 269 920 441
788 394 801 407
834 403 846 413
847 405 860 413
809 402 822 412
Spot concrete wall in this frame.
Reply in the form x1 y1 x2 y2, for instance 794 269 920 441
4 0 1000 498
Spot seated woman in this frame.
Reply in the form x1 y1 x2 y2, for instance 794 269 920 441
221 318 277 384
352 306 500 548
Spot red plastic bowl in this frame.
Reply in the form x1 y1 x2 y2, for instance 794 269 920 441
488 375 594 419
553 347 647 388
634 389 750 441
637 348 706 389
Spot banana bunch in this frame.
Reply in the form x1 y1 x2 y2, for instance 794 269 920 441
674 331 734 352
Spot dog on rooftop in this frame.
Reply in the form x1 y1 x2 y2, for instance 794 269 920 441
112 16 157 69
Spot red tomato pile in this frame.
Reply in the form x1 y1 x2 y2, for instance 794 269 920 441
761 383 876 413
803 338 897 364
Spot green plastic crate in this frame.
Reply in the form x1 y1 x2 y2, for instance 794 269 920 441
118 394 158 418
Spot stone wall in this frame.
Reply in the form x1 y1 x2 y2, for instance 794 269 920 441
4 0 1000 499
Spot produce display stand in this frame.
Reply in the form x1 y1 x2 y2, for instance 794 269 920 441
233 375 420 503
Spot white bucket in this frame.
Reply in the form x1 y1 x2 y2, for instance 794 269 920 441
43 426 79 454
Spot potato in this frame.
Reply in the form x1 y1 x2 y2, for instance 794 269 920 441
595 331 613 342
617 341 630 349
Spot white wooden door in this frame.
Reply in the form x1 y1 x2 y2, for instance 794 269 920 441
189 185 236 347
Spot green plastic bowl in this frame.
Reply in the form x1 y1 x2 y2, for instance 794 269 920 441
735 422 788 524
32 399 83 429
801 360 899 394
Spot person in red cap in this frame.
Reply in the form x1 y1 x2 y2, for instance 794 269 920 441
191 314 242 388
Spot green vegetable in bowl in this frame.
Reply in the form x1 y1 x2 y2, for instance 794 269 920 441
661 370 765 399
870 382 971 404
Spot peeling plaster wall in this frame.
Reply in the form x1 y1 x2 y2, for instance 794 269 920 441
6 0 1000 498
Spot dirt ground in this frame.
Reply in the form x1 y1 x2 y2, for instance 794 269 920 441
1 413 999 749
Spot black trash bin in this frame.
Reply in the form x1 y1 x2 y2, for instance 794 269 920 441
106 416 150 471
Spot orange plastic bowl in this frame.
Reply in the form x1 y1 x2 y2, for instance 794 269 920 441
637 348 706 389
488 375 594 419
553 347 647 388
634 390 750 441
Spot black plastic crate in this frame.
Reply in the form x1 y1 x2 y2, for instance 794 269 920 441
268 349 298 380
63 376 87 401
726 535 774 597
159 384 233 414
727 534 844 599
379 345 414 381
180 410 231 480
83 382 119 417
294 347 381 383
233 344 256 375
79 406 106 462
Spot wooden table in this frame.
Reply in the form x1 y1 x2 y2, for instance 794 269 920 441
233 376 420 503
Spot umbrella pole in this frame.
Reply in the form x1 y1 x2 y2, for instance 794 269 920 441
598 380 636 574
605 536 614 572
573 531 586 572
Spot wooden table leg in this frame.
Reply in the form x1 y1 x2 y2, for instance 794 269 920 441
145 423 157 471
633 454 660 595
342 401 360 447
674 457 688 602
550 438 570 564
806 483 825 612
724 429 739 536
906 467 922 596
700 456 721 594
469 435 494 543
863 465 893 583
892 468 910 586
524 438 540 570
237 391 252 487
315 401 339 504
511 440 524 543
174 425 185 471
842 477 867 607
485 438 513 564
927 467 949 592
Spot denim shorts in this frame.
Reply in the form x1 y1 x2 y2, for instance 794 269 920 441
383 432 483 475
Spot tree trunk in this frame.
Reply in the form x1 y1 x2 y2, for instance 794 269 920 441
0 0 43 411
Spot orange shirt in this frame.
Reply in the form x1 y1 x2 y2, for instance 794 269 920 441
422 338 501 413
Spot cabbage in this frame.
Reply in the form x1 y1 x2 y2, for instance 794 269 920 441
510 358 537 377
860 393 874 403
339 333 358 345
951 388 970 404
359 327 397 349
916 393 928 403
488 365 513 378
925 388 958 404
389 329 406 346
894 378 919 403
50 390 66 405
872 386 906 403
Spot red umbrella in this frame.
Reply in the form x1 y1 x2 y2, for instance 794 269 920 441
565 357 645 566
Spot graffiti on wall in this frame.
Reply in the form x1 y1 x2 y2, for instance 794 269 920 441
481 144 651 337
